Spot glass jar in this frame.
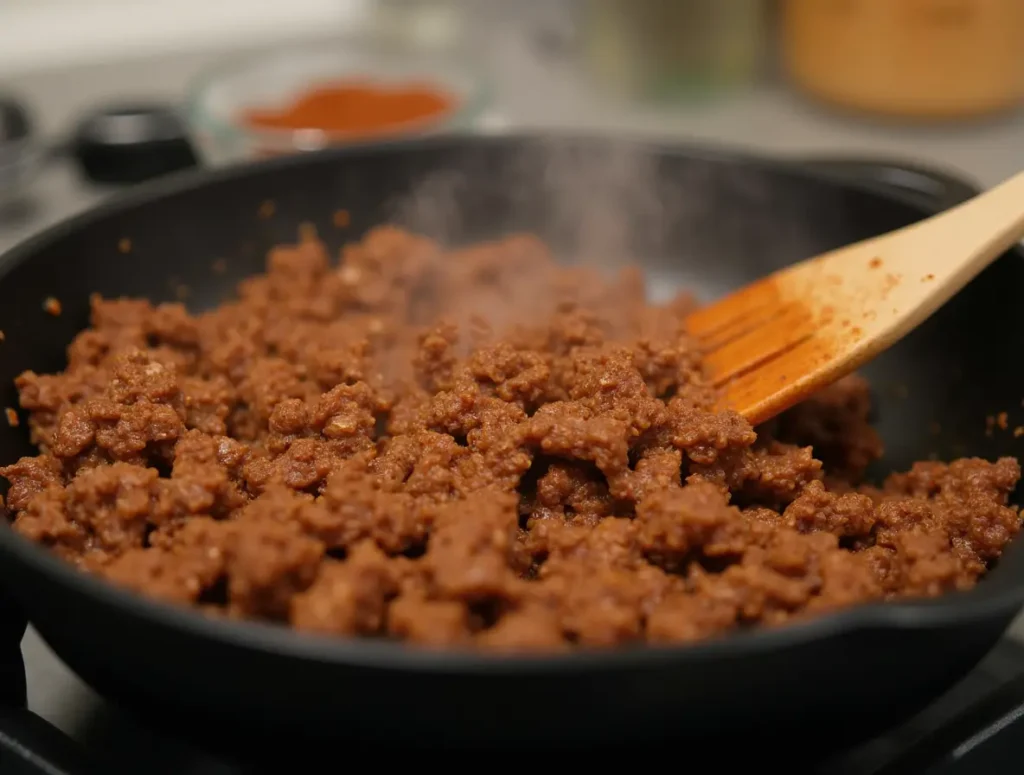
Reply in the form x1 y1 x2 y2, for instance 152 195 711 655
583 0 768 102
781 0 1024 120
367 0 467 53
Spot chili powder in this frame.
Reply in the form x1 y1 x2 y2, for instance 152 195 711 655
241 80 458 138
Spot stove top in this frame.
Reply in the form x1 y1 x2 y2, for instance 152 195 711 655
3 635 1024 774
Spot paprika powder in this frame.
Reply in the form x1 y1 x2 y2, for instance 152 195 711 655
241 79 459 139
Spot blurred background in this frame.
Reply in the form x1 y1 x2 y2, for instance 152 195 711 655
3 0 1024 251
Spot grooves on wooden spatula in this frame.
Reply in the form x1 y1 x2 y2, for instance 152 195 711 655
687 168 1024 426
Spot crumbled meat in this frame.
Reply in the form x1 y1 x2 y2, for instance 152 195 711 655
2 226 1019 651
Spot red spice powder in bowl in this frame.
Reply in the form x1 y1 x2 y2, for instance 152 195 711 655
241 80 459 140
186 42 489 164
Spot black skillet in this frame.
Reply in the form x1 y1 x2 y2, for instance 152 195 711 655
0 131 1020 758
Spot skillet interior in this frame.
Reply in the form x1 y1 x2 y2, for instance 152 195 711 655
0 136 1021 748
2 138 1020 477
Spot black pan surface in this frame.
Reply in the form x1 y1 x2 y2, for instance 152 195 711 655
0 136 1021 751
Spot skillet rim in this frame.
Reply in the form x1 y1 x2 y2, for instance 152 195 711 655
0 132 1020 673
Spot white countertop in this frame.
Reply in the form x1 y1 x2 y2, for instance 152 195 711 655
0 0 364 76
9 30 1024 176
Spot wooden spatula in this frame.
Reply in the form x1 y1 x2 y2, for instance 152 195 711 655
685 170 1024 426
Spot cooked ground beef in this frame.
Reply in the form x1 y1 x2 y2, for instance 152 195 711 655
2 227 1019 651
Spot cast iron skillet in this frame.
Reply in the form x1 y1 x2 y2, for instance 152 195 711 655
0 136 1020 755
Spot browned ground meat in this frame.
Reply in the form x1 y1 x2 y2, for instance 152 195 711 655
2 227 1020 651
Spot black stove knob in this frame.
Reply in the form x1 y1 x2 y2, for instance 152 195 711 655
71 103 199 185
0 96 40 206
0 97 31 144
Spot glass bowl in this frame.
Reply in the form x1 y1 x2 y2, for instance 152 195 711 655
185 39 491 166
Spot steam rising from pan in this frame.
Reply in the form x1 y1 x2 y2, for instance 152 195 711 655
387 137 853 307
